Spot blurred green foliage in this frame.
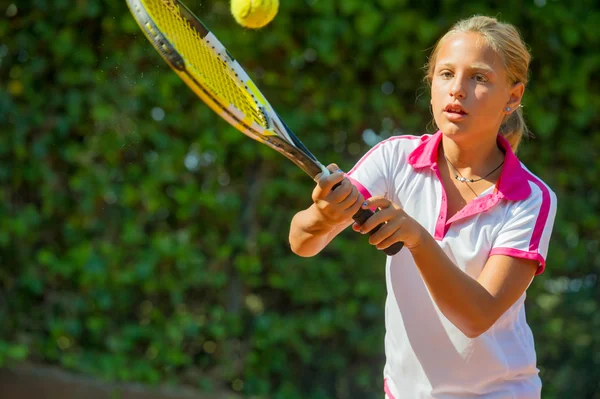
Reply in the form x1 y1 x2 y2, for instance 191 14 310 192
1 0 599 398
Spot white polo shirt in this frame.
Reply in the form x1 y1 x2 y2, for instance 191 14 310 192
346 131 557 399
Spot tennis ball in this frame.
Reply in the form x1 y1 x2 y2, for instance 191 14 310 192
231 0 279 29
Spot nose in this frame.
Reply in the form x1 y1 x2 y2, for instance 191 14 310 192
449 76 466 99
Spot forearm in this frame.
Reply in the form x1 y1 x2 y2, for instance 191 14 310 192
289 204 348 257
409 233 497 337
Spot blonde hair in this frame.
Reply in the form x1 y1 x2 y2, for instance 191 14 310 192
424 15 531 152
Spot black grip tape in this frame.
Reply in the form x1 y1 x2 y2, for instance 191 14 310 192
331 180 404 255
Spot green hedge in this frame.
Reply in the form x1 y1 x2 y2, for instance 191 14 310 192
1 0 598 398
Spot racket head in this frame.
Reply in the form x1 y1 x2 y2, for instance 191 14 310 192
125 0 327 179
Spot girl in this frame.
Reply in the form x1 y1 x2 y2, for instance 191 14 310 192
289 15 557 399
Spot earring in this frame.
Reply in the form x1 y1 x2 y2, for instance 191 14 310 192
505 107 511 111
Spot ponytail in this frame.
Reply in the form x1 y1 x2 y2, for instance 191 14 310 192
500 106 529 153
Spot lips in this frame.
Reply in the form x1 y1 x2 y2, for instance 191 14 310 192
444 104 467 115
443 104 468 122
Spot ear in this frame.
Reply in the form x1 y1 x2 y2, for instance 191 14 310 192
505 82 525 114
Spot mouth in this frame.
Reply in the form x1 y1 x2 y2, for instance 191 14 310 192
443 104 468 115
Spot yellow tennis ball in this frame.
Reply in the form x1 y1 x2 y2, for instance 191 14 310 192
231 0 279 29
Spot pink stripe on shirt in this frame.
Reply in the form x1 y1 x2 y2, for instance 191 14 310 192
346 176 372 200
489 247 547 275
384 378 395 399
524 174 552 254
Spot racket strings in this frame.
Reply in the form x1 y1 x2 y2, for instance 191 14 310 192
144 0 268 129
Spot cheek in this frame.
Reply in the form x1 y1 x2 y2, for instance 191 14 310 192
474 88 503 115
430 81 447 110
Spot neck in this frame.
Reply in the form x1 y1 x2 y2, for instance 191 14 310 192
440 134 505 175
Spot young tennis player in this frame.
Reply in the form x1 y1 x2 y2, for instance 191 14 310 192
289 15 557 399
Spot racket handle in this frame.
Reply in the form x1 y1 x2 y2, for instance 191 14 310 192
331 181 404 256
352 207 404 256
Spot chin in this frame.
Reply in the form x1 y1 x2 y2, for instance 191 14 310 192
438 122 471 137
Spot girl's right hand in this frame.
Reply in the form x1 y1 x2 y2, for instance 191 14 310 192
311 163 364 227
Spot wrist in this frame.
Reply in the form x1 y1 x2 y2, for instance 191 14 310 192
404 224 429 252
304 205 341 235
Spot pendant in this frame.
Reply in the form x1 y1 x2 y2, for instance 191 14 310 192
455 176 474 183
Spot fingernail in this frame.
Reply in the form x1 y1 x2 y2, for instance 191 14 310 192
337 169 344 173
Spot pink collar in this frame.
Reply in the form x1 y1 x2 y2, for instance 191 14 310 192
407 131 531 201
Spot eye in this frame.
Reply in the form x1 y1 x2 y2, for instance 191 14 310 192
474 73 488 83
439 70 453 79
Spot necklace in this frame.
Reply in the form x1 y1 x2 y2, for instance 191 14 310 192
444 155 504 183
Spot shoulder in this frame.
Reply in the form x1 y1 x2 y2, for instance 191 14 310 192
348 134 427 172
498 161 558 245
518 163 558 212
492 162 557 273
497 147 558 216
377 134 428 153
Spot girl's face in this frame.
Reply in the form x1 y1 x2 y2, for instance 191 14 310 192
430 32 523 141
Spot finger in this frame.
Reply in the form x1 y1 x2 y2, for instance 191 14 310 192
374 229 404 250
314 163 333 180
319 170 345 190
357 210 389 235
313 171 345 200
367 219 399 245
348 186 365 212
326 163 340 173
328 178 355 204
315 163 341 179
314 163 341 185
339 185 362 212
362 196 392 210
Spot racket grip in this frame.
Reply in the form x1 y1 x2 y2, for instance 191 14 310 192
331 181 404 256
352 207 404 256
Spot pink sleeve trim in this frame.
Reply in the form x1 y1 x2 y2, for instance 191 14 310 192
524 174 553 253
346 176 372 200
384 378 396 399
489 247 546 275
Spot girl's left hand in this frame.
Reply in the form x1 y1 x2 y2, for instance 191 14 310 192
352 196 425 250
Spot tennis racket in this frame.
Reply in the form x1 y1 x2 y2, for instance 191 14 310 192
125 0 404 255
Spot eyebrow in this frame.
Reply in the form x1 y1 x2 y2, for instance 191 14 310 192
437 62 496 74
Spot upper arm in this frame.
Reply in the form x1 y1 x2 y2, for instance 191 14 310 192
477 183 557 324
490 182 558 275
477 254 538 322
